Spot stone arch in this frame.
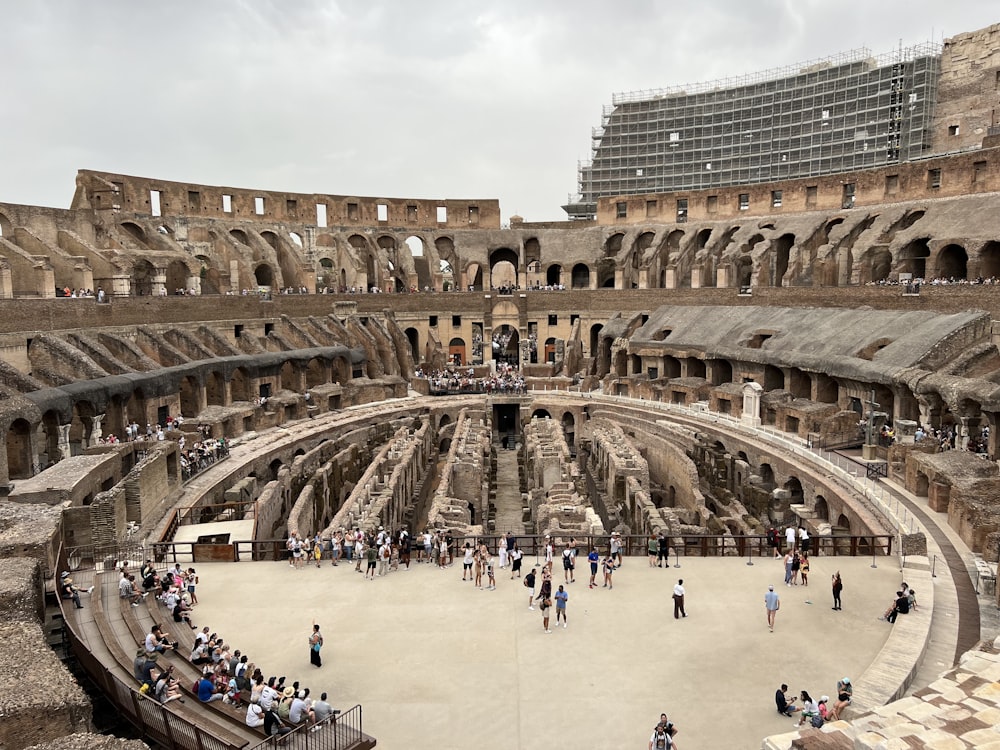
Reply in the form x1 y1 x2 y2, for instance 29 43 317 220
39 409 62 467
546 264 562 287
269 458 283 482
605 233 625 256
561 412 575 446
280 361 298 391
70 400 96 454
439 414 452 428
449 337 467 367
783 476 804 504
814 495 829 521
6 418 33 479
316 257 335 290
254 263 275 288
978 241 1000 279
121 222 146 242
863 247 892 284
758 463 775 489
708 359 733 385
596 258 616 288
532 409 551 420
405 328 420 363
935 243 967 280
836 513 851 532
165 259 190 294
696 228 712 249
571 263 591 289
589 324 602 358
332 356 350 384
133 259 155 297
0 211 11 238
206 371 225 406
179 375 201 418
898 238 930 278
524 237 541 266
763 364 783 391
231 367 251 402
489 247 519 290
195 255 221 294
260 230 280 250
773 233 795 286
230 229 249 245
405 236 432 290
734 256 753 289
305 359 326 389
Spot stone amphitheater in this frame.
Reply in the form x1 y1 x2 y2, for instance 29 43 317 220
4 22 1000 750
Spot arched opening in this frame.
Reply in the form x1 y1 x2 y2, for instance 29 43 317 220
596 258 616 288
492 325 519 367
914 471 929 497
978 241 1000 279
230 229 249 245
439 414 452 428
439 438 451 452
449 337 467 367
195 255 221 294
133 259 155 297
305 359 326 388
121 222 146 242
899 238 930 278
465 262 483 291
39 410 61 468
662 356 681 379
763 365 783 391
773 234 795 286
708 359 733 386
254 264 275 289
758 463 775 489
179 376 200 418
546 264 562 287
836 513 851 533
687 358 706 379
280 361 298 391
783 476 804 504
70 401 96 455
489 248 519 291
590 324 602 359
571 263 591 289
561 412 575 448
405 236 431 290
165 260 190 294
734 256 753 289
6 418 33 479
289 232 303 248
814 495 829 521
868 248 892 283
936 243 967 280
231 368 250 402
405 328 420 364
532 409 551 420
316 257 334 291
269 459 283 482
206 371 225 406
605 233 624 256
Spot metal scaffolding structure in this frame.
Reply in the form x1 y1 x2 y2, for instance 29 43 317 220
565 42 942 219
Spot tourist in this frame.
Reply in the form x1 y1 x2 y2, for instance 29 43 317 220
796 690 818 726
610 531 623 567
172 598 196 629
588 546 600 588
603 553 615 589
775 684 798 716
907 587 918 612
555 584 568 627
790 550 801 585
264 704 292 739
133 648 158 688
539 589 553 633
672 579 686 618
145 624 177 654
764 585 780 632
783 550 794 586
524 566 537 609
119 573 143 606
289 689 315 727
186 567 199 604
421 529 433 563
785 525 797 551
438 533 449 568
378 538 391 577
509 542 523 578
648 533 658 567
399 528 411 568
485 551 496 590
154 664 183 704
246 700 265 729
365 541 378 580
354 535 365 572
463 542 474 582
657 531 670 567
831 571 843 610
535 568 553 609
799 553 810 586
649 719 678 749
60 572 93 609
543 534 554 571
312 691 340 727
309 622 323 668
885 590 910 622
828 678 852 720
799 526 811 554
562 544 575 584
498 534 509 569
197 673 224 703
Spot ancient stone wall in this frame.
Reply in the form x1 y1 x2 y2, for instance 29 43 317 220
427 408 491 533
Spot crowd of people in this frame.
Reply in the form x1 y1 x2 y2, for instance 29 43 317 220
775 678 852 728
130 560 342 739
416 363 527 394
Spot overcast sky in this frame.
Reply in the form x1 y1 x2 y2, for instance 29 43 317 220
1 1 997 222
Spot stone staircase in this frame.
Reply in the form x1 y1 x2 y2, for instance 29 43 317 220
492 446 525 535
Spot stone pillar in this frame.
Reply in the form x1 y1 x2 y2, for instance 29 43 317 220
741 381 763 428
57 423 72 462
187 275 201 295
0 261 12 298
152 267 167 297
663 269 677 289
690 267 702 289
229 259 240 292
112 272 131 297
36 262 56 298
89 414 105 446
73 262 94 293
716 266 730 288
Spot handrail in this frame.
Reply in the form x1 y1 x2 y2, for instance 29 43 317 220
248 704 368 750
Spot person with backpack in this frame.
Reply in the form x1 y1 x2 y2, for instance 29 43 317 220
649 720 678 749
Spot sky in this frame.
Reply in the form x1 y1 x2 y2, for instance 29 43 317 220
1 1 998 222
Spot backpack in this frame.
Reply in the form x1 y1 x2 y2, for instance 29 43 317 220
811 714 824 728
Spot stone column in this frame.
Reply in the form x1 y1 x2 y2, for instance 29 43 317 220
0 261 12 298
716 266 730 288
89 414 106 446
152 267 167 297
741 381 763 428
57 423 72 462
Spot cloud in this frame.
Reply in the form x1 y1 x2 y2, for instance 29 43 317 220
0 0 998 220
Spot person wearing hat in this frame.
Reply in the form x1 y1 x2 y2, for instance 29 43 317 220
829 678 852 720
764 585 780 632
60 572 93 609
277 686 296 721
289 688 315 727
133 648 158 688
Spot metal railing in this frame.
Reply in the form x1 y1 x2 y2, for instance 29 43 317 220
248 705 367 750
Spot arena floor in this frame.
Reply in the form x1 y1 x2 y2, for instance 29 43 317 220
187 553 903 750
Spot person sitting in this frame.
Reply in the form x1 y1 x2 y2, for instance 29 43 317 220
119 574 145 606
153 664 184 704
796 690 818 726
144 624 177 654
172 599 196 629
775 684 799 716
906 587 918 612
289 689 315 727
829 678 852 720
190 641 211 665
133 648 158 689
60 572 93 609
246 701 265 729
196 674 224 703
886 590 910 623
264 705 292 739
140 560 158 590
311 692 341 728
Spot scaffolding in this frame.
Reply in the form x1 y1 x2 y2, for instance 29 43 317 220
569 41 943 215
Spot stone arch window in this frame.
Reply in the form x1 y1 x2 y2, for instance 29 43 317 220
571 263 591 289
546 264 562 287
254 263 275 288
6 418 34 479
489 247 519 290
936 243 968 280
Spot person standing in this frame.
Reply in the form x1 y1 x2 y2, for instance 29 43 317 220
784 525 796 552
783 550 794 586
657 532 669 568
524 567 537 610
309 622 323 668
539 591 553 633
510 543 523 579
648 534 658 567
764 585 780 632
832 571 845 610
588 547 600 588
555 584 568 628
672 579 686 618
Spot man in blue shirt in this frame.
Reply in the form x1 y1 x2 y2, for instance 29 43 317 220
197 675 223 703
588 547 600 588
